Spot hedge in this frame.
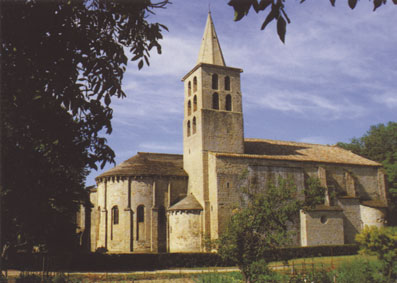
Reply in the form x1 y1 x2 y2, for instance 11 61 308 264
7 244 358 272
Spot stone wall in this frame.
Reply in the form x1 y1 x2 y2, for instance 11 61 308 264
209 154 386 246
300 210 344 246
91 176 187 253
168 210 203 252
360 205 386 228
337 198 361 244
89 189 98 252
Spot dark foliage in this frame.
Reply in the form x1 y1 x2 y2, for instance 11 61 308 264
6 245 357 272
227 0 396 43
0 0 168 252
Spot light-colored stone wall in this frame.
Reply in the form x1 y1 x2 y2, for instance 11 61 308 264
106 178 130 252
200 65 242 113
201 109 244 154
337 198 361 244
92 176 187 253
300 210 344 246
211 155 385 247
210 155 306 244
96 181 107 249
89 190 98 252
348 167 379 200
183 63 245 244
360 205 386 228
183 67 205 206
168 210 203 252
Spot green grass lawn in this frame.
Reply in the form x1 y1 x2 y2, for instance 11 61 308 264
268 254 377 273
9 254 379 282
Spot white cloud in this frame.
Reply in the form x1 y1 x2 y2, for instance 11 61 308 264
375 92 397 108
249 89 367 120
297 136 335 145
137 142 182 153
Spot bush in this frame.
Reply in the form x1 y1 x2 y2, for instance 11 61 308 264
246 259 288 282
290 270 332 283
16 273 43 283
356 226 397 281
6 245 358 272
330 258 385 283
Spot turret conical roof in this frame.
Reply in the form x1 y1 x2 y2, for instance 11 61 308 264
197 12 226 66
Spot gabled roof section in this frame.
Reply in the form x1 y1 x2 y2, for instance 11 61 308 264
212 138 381 167
96 152 187 180
197 12 226 66
168 194 203 211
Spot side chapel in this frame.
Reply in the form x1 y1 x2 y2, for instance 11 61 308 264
79 13 388 253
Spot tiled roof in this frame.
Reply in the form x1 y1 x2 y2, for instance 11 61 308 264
306 205 344 211
96 152 187 179
361 200 388 208
168 194 203 211
213 138 381 166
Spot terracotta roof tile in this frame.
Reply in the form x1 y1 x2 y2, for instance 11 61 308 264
212 139 380 167
361 200 388 208
96 152 187 179
168 194 203 211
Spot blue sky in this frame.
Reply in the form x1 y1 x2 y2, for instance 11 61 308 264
86 1 397 186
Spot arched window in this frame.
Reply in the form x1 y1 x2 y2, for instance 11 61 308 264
192 117 197 134
188 81 191 96
193 95 197 112
112 206 119 225
212 74 218 90
193 77 197 93
137 205 145 241
224 76 230 90
187 100 192 116
225 94 232 111
138 205 144 223
212 93 219 110
187 120 191 137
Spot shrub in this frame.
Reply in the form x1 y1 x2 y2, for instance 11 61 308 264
329 258 385 283
290 270 332 283
356 226 397 281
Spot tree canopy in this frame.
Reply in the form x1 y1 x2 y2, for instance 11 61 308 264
0 0 169 251
337 122 397 224
228 0 397 43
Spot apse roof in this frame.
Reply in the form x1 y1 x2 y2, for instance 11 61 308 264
96 152 187 180
168 194 203 211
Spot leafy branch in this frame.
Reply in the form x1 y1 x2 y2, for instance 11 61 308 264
228 0 397 43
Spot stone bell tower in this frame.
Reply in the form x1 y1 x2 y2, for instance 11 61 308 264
181 12 244 238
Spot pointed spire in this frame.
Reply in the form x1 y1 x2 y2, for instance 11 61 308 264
197 13 226 66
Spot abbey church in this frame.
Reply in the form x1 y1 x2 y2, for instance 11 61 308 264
81 13 388 253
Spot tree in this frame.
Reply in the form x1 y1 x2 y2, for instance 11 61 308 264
337 122 397 225
218 173 325 282
0 0 169 252
227 0 397 43
356 226 397 282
